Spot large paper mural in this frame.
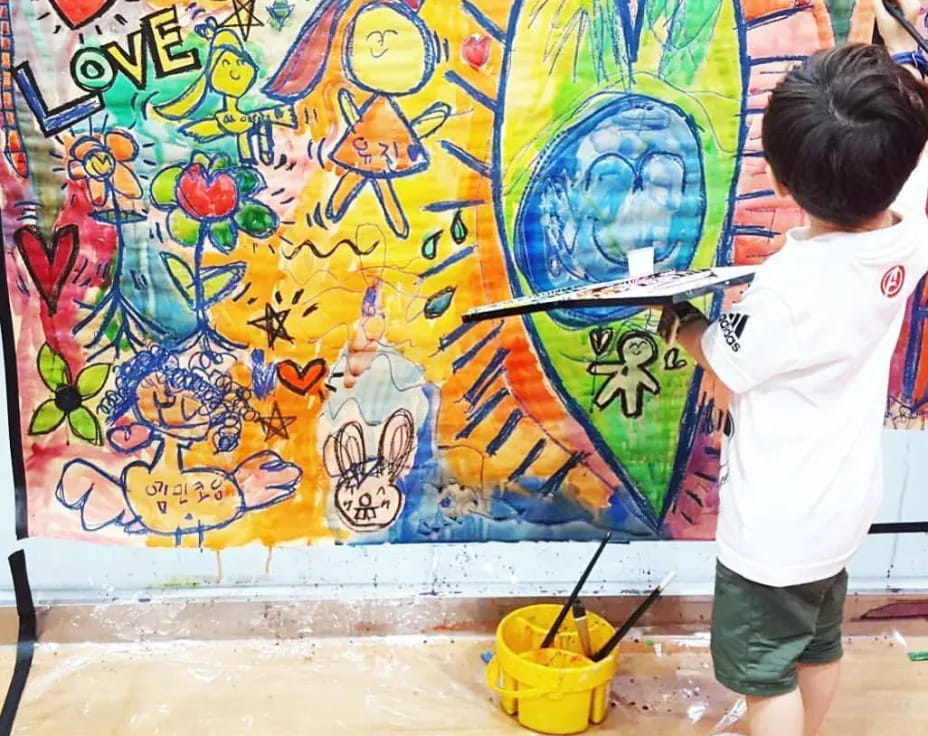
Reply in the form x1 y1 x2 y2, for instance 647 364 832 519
0 0 908 548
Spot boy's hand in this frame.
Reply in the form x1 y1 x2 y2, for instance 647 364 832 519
874 0 923 55
657 305 679 344
655 302 705 345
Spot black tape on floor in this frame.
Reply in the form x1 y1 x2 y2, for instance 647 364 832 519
0 550 35 735
869 521 928 535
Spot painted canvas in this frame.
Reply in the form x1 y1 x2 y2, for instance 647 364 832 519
0 0 908 548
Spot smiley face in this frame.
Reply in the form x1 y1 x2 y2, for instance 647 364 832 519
210 50 257 98
617 331 657 367
346 3 434 95
84 150 115 180
334 478 404 531
135 373 214 442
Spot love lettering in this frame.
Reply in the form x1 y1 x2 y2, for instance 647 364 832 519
14 7 201 136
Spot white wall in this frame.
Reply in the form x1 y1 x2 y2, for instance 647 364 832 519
0 341 925 605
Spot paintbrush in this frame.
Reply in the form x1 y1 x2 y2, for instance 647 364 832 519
879 0 928 56
540 532 612 649
572 600 592 657
591 571 676 662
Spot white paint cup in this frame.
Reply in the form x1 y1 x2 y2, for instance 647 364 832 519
627 246 655 278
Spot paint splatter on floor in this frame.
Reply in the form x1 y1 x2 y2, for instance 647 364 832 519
4 634 927 734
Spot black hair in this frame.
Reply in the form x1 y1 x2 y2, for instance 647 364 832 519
763 43 928 228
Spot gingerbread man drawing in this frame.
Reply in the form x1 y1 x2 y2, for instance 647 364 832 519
587 331 661 418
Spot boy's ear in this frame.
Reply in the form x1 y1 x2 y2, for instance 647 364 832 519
766 163 789 198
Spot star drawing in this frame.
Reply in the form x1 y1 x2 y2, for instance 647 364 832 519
248 303 294 348
257 402 295 440
220 0 265 41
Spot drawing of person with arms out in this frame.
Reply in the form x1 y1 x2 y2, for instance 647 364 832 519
264 0 451 238
154 19 297 166
55 347 301 543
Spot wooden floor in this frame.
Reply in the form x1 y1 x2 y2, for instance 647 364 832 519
2 634 926 734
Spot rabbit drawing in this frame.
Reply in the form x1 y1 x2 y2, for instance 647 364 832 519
324 408 416 531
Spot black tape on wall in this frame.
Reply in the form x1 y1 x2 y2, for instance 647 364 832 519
0 550 35 734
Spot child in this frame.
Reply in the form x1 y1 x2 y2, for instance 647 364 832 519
659 3 928 734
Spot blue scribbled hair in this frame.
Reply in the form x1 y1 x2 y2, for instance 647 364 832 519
99 346 255 453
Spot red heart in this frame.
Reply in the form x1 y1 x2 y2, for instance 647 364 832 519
48 0 116 29
177 164 238 221
13 225 79 315
277 359 327 396
463 35 491 70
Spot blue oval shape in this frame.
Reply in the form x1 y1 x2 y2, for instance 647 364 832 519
424 286 455 319
514 95 707 327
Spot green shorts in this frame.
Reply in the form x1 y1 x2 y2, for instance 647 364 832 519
711 560 848 697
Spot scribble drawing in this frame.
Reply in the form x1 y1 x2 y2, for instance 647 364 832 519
56 346 300 542
265 0 451 237
154 20 297 165
65 127 164 358
13 226 79 316
267 1 296 32
151 150 276 356
28 343 109 445
46 0 118 30
497 0 740 521
0 0 914 547
324 408 416 532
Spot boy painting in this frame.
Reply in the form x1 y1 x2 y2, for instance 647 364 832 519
659 2 928 733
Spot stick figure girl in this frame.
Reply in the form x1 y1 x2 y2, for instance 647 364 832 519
154 19 296 165
265 0 451 238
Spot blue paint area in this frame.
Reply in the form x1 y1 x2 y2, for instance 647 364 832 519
424 286 455 319
386 444 657 544
394 475 656 543
371 374 657 543
122 226 198 340
250 350 278 399
514 95 706 327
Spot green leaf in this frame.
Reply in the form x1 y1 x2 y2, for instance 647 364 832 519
150 166 183 209
167 207 201 247
28 399 65 435
76 363 111 399
37 343 71 391
232 167 265 195
68 406 102 445
160 253 195 307
422 230 441 260
209 219 238 254
202 263 246 306
191 151 212 168
234 202 278 238
209 153 233 173
450 210 468 244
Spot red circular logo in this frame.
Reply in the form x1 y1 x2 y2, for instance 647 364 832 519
881 265 906 298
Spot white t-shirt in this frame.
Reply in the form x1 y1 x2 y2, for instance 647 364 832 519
701 162 928 587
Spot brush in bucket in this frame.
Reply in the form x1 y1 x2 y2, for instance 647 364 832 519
485 603 619 735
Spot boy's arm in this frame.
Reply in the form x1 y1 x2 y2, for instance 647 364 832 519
658 284 799 395
658 303 716 377
675 315 713 373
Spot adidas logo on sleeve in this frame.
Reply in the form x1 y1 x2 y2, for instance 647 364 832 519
718 313 749 351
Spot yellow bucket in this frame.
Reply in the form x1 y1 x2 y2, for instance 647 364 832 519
485 604 619 735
